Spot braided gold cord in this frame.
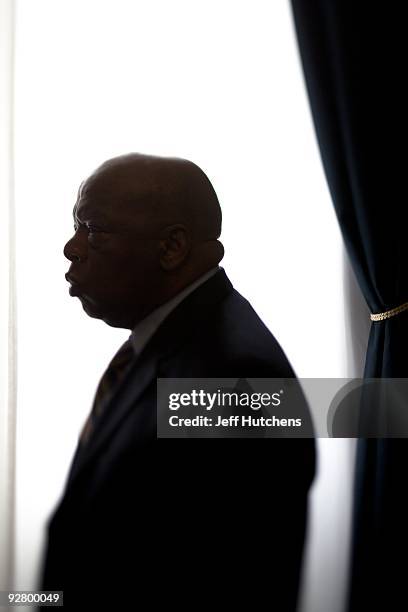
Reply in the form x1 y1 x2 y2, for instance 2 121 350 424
370 302 408 322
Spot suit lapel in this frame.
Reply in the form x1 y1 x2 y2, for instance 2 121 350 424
66 351 158 488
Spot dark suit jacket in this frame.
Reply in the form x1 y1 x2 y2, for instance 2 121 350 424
40 269 315 611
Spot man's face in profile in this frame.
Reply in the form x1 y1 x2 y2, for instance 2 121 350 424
64 174 162 329
63 153 224 329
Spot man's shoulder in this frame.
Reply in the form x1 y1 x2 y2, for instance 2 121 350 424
160 279 296 378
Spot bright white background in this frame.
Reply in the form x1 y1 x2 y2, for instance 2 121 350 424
13 2 356 611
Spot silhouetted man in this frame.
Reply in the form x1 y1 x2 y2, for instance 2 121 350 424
40 153 315 611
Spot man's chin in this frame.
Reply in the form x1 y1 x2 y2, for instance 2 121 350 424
78 296 129 329
78 295 103 319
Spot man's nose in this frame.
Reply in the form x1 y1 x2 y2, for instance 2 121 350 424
63 233 87 263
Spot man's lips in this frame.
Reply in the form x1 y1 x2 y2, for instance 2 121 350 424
65 272 82 296
65 272 77 283
65 272 94 303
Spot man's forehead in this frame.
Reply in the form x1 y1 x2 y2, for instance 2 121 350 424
73 187 157 232
78 174 119 201
73 200 110 222
73 185 110 219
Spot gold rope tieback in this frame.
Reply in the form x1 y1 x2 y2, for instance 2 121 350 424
370 301 408 322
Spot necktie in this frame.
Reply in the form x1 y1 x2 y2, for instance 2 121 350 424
79 338 135 446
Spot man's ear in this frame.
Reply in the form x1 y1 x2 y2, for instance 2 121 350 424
159 224 191 271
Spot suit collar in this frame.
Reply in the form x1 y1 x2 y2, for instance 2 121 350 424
130 266 219 358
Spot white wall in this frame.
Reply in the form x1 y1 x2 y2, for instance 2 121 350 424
13 2 354 611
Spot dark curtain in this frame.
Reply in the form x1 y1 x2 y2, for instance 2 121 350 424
290 1 407 610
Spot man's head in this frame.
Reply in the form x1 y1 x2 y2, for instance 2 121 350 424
64 153 224 329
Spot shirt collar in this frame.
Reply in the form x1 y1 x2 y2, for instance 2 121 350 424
130 266 220 358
